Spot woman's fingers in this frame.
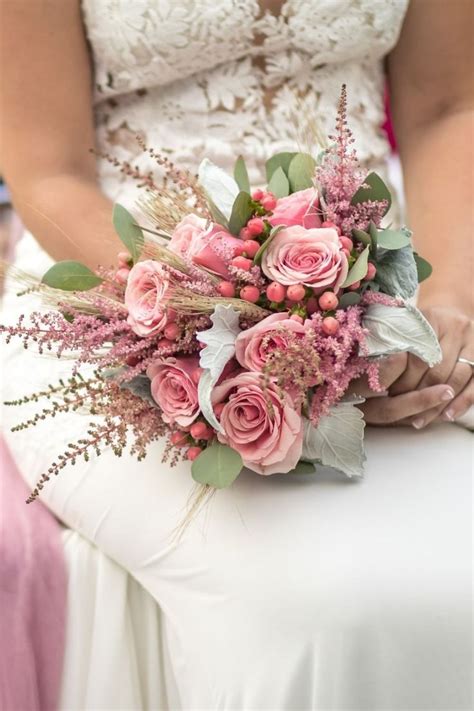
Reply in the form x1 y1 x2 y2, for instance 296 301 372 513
348 353 408 398
360 383 455 425
411 360 472 427
442 378 474 422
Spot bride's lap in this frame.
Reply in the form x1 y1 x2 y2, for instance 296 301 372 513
2 344 472 708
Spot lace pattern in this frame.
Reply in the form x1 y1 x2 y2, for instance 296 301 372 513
81 0 409 199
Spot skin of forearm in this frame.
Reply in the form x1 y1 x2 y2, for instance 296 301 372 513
10 173 119 270
396 109 473 317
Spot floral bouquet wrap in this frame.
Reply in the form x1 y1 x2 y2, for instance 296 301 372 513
2 88 441 502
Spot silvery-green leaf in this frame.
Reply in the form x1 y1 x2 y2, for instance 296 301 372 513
376 227 411 250
288 153 316 192
198 158 239 221
341 245 370 287
192 442 243 489
362 303 441 367
267 166 290 198
301 403 366 478
228 191 254 235
112 204 145 263
375 244 418 299
351 172 392 215
233 155 250 194
103 369 156 407
42 261 103 291
265 152 297 182
414 253 433 283
197 304 241 432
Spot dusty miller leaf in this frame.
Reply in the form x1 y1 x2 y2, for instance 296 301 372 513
375 245 418 299
198 158 239 221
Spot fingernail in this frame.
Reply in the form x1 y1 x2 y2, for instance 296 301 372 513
412 417 425 429
443 409 455 422
441 388 455 402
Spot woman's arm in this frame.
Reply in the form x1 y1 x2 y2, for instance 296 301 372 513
364 0 474 427
0 0 119 268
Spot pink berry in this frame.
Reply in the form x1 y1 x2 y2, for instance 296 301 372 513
157 337 174 350
318 291 339 311
340 236 353 251
115 267 130 285
290 314 304 324
164 322 180 341
171 431 188 447
252 189 264 201
231 256 252 271
191 367 203 384
242 239 260 258
167 308 177 322
261 194 277 211
214 402 225 418
266 281 286 303
190 421 209 440
187 446 202 461
306 296 319 315
366 262 377 280
239 227 252 241
322 221 340 234
240 285 260 303
322 316 340 336
348 280 361 291
247 217 265 236
287 284 306 302
217 280 236 297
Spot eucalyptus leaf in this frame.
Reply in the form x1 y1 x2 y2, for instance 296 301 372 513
375 245 418 299
228 191 254 236
267 166 290 198
191 442 243 489
233 155 250 194
368 221 378 256
198 158 239 221
362 302 442 367
288 153 316 192
352 229 371 247
351 172 392 215
341 245 370 287
207 198 229 228
377 228 411 250
414 253 433 283
301 403 366 478
265 152 297 182
254 225 284 265
112 204 145 263
42 261 103 291
288 461 316 475
338 291 361 308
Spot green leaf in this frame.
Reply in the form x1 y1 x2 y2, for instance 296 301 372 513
191 442 243 489
375 245 418 299
414 253 433 283
228 191 254 235
254 225 284 265
352 228 371 247
42 261 103 291
233 155 250 194
207 198 229 228
338 291 361 308
368 221 378 257
287 153 316 192
112 204 144 263
288 461 316 475
265 152 297 182
267 166 290 199
350 172 392 215
377 228 411 250
341 245 370 287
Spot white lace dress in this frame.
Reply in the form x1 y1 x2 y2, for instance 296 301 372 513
2 1 472 708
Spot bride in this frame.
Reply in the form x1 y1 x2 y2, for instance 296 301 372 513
1 1 472 708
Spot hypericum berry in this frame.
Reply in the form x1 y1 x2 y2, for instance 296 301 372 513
187 446 202 461
366 262 377 280
231 256 252 271
242 239 260 258
287 284 306 302
214 402 225 418
322 316 340 336
340 236 353 251
164 322 180 341
247 217 265 236
171 431 188 446
252 188 264 201
191 367 203 384
190 421 209 440
348 280 361 291
266 281 286 303
239 227 252 241
217 280 236 297
240 285 260 303
261 193 277 211
318 291 339 311
306 296 319 315
115 267 130 285
322 221 341 234
157 337 174 350
290 314 304 324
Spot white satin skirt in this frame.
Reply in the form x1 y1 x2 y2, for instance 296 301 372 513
1 233 473 710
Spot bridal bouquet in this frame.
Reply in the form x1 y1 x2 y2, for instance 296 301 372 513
2 87 441 501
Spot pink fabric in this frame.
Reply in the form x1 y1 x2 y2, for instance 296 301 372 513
0 436 66 711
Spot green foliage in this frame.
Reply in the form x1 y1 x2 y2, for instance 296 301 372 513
233 155 250 194
288 153 316 192
267 166 290 198
341 245 370 287
191 442 243 488
42 261 103 291
254 226 284 265
265 152 297 183
228 191 254 235
350 172 392 215
112 204 145 263
338 291 361 308
414 253 433 283
375 245 418 299
376 228 411 250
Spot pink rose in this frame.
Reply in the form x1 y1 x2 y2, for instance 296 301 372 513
147 356 200 426
168 214 208 258
125 260 171 337
212 372 303 475
235 312 307 371
261 225 348 290
268 188 322 229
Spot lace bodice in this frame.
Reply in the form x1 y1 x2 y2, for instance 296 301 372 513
81 0 409 200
